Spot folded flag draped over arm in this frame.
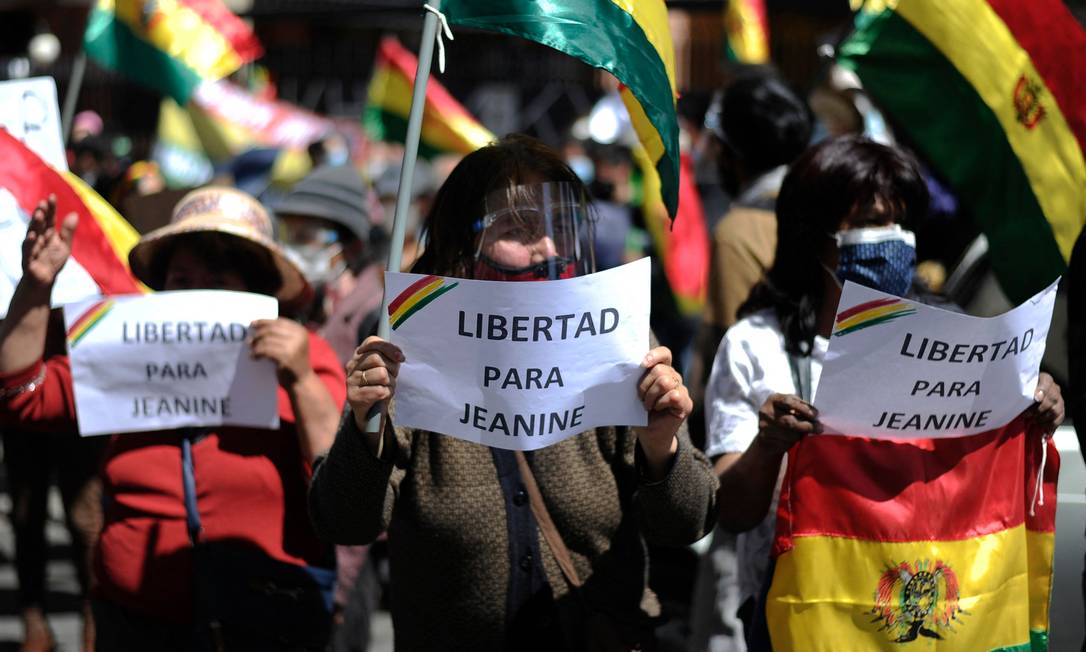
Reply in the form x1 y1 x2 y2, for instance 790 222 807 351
767 417 1058 651
364 36 495 158
83 0 263 104
837 0 1086 303
441 0 681 218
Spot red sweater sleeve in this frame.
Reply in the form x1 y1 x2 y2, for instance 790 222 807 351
275 331 347 424
0 356 78 431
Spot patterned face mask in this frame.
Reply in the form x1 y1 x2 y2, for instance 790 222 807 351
834 225 916 297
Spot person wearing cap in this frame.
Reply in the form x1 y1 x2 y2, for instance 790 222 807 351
0 188 346 649
276 165 388 650
308 135 718 650
374 159 435 273
277 164 388 364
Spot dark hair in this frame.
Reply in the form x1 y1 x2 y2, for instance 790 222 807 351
720 73 812 175
740 135 929 355
413 134 589 277
149 231 282 296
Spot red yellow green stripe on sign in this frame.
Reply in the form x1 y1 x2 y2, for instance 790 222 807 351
364 37 495 158
442 0 681 218
67 299 116 349
833 297 917 336
838 0 1086 303
388 275 459 330
767 418 1057 651
84 0 263 104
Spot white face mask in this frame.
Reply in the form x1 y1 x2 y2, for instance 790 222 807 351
283 241 346 286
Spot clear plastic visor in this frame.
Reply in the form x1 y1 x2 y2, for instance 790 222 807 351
473 181 595 278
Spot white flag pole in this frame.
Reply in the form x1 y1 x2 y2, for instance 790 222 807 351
364 3 442 433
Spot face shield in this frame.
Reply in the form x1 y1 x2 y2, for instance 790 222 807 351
472 181 596 281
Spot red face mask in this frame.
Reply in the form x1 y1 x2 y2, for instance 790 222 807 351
472 255 577 281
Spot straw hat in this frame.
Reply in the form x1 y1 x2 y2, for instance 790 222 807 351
128 186 309 303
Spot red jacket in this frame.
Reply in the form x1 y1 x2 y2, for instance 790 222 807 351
0 331 346 623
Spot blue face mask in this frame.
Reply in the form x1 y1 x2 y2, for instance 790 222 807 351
834 225 916 297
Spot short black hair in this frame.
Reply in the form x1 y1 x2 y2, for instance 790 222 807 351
720 73 813 175
741 135 929 355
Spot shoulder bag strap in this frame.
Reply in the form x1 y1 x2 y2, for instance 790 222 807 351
513 450 583 589
788 353 813 404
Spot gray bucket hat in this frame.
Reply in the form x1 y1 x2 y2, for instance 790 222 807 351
275 165 377 242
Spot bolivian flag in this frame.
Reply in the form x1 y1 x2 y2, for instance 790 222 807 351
837 0 1086 303
635 148 709 316
767 417 1058 651
364 36 494 159
441 0 682 218
0 130 143 298
724 0 770 64
83 0 263 105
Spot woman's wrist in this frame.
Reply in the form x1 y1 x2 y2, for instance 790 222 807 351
753 430 794 458
637 432 679 480
284 366 319 394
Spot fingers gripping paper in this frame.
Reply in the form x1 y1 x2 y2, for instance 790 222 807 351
386 258 651 451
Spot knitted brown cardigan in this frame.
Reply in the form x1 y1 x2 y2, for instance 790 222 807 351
309 415 718 651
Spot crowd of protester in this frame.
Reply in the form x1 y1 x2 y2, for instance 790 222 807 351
0 62 1072 652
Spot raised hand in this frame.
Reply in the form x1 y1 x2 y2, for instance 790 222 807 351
22 195 77 287
249 318 314 388
636 346 693 475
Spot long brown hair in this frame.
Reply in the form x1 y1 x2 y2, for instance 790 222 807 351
412 134 588 278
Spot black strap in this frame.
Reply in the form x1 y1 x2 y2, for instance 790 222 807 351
788 354 812 403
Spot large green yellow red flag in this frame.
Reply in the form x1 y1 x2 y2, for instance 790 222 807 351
441 0 681 218
767 417 1057 651
83 0 263 104
0 130 142 297
837 0 1086 303
364 36 495 158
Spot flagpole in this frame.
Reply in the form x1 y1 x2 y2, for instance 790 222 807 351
61 53 87 143
364 2 441 433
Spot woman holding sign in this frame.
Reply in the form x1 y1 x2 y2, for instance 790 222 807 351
703 135 1065 648
309 135 719 650
0 188 345 649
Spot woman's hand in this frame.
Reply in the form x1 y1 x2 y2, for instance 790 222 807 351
249 318 313 387
346 336 404 426
1027 372 1064 436
756 393 821 456
22 195 77 288
636 346 692 475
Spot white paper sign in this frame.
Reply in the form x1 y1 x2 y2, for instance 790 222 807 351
0 77 67 171
387 258 651 451
814 280 1057 439
63 290 280 436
